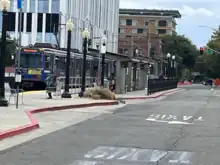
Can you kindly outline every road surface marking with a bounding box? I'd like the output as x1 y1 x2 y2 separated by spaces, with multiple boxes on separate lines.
71 160 97 165
168 121 194 125
106 148 127 159
83 146 194 164
146 118 194 125
194 116 204 121
146 114 204 123
149 150 168 162
118 148 137 160
146 118 168 123
168 151 192 164
84 146 115 159
166 115 178 120
183 116 193 121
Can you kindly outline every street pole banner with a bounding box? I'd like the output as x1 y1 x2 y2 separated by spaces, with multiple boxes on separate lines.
17 0 22 9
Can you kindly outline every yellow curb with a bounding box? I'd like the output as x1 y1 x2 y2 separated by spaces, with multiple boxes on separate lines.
23 90 45 94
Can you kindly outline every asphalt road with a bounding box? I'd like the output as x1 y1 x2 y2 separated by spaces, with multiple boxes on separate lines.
1 85 220 165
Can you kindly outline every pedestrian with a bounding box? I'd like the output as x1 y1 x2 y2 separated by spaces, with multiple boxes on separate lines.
45 74 56 99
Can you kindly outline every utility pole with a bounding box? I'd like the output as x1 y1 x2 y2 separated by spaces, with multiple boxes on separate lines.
15 0 22 109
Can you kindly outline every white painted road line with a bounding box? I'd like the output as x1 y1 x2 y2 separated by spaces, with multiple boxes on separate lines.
146 118 169 123
146 119 194 125
168 121 194 125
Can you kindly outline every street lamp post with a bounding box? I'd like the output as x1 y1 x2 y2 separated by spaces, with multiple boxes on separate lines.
146 64 151 95
0 0 10 106
100 35 107 87
166 53 171 78
79 28 89 97
61 19 73 98
171 55 176 78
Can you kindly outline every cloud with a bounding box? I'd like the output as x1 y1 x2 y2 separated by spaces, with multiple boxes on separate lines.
120 0 215 17
119 0 220 47
180 5 214 16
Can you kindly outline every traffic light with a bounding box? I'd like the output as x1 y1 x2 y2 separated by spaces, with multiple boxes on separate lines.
200 47 204 55
88 39 92 46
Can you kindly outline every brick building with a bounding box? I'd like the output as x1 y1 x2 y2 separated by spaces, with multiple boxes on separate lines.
118 9 181 75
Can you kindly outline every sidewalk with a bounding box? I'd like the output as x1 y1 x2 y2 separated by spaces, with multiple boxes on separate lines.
0 92 118 140
117 88 182 99
0 88 183 142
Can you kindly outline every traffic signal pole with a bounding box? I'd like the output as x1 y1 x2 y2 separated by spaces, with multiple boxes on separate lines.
205 46 220 55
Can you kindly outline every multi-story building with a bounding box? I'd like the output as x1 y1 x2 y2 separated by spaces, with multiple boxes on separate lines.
119 9 181 37
118 9 181 75
0 0 119 53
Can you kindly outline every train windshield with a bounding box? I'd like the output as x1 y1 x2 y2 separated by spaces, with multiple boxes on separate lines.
20 53 42 68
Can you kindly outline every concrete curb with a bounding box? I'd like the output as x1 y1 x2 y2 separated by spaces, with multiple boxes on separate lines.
117 88 183 100
0 89 183 140
0 101 119 141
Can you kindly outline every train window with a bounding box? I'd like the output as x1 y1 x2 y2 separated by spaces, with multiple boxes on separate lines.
75 58 82 77
54 56 65 72
105 63 109 77
20 53 42 68
70 58 75 77
86 60 91 76
44 55 50 69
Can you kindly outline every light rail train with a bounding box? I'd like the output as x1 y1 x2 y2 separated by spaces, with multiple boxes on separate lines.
5 43 115 90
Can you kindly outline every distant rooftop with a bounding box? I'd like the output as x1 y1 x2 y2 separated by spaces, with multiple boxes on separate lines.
119 9 181 18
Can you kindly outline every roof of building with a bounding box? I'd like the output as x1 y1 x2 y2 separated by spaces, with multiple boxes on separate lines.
119 9 181 18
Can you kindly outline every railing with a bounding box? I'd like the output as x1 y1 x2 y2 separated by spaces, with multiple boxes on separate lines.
147 79 178 95
55 76 96 94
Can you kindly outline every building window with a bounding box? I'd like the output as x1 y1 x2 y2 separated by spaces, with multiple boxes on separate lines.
120 19 126 25
45 33 56 44
126 19 132 26
132 20 137 26
119 28 125 33
38 0 49 13
132 28 137 33
30 0 36 12
137 28 143 33
158 20 167 27
145 21 148 26
158 29 166 34
51 0 60 13
126 35 131 38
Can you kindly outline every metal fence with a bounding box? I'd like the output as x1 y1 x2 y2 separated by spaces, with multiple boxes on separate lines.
55 76 96 94
147 79 178 95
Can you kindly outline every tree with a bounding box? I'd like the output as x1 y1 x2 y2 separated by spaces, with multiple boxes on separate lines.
162 34 199 79
203 26 220 78
162 34 199 69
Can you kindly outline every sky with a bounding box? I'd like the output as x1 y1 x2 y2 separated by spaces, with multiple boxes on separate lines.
119 0 220 48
